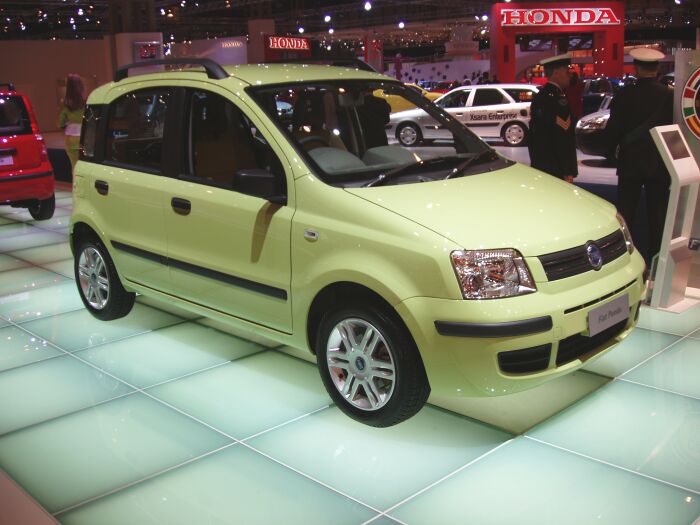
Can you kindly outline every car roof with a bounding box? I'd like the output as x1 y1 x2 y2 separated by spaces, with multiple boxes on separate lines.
89 63 395 103
449 84 538 89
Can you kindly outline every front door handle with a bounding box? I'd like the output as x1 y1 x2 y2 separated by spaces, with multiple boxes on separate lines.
95 180 109 195
171 197 191 215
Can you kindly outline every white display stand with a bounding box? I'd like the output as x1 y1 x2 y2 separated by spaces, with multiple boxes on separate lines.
649 124 700 311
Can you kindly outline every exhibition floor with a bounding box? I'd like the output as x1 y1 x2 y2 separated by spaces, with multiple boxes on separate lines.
0 187 699 525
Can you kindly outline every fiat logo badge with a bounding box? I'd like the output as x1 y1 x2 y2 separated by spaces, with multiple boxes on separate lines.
586 242 603 270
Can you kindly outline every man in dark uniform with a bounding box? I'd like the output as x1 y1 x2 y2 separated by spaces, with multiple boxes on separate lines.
603 48 673 263
528 54 578 182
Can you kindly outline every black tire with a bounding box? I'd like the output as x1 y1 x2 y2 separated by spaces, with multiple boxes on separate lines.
28 194 55 221
396 122 422 147
316 302 430 427
74 238 135 321
501 122 528 147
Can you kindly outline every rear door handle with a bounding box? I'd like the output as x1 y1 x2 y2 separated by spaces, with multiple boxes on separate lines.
171 197 191 215
95 180 109 195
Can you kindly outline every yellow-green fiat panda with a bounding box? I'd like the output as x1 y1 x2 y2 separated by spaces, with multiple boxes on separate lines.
71 59 645 427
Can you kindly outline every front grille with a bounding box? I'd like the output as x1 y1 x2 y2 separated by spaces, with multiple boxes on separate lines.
539 230 627 281
555 318 628 366
498 344 551 374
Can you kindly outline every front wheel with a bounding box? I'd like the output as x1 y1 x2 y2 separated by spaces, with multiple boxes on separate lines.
28 194 55 220
316 303 430 427
502 122 527 147
74 239 135 320
396 122 422 147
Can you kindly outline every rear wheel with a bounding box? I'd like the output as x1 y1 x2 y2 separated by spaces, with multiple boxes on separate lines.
316 302 430 427
28 194 55 220
502 122 527 147
75 239 135 320
396 123 422 147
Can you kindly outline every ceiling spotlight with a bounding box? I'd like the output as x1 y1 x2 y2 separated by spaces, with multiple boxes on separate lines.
327 45 332 50
364 2 372 11
398 21 405 29
328 28 334 34
77 8 83 15
324 14 331 22
160 8 165 15
481 14 488 21
298 26 304 33
674 0 681 4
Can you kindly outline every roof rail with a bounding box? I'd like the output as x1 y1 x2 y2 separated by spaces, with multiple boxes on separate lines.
114 58 228 82
272 58 379 73
0 82 16 92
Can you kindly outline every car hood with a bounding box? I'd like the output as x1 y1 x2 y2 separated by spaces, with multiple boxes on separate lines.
580 108 609 123
344 163 619 256
389 107 426 121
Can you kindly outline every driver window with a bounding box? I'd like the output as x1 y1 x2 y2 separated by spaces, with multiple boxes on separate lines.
186 90 285 193
438 90 470 108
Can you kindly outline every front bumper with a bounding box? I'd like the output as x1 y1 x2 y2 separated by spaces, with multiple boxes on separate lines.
0 163 54 204
396 249 645 397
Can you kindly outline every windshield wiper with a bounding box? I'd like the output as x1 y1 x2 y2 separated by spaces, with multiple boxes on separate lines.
444 149 500 180
364 157 453 187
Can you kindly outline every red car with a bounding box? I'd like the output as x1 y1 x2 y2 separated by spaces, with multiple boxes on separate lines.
0 83 55 220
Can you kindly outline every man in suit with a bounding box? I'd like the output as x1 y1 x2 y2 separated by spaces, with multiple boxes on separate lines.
603 47 673 262
528 54 578 182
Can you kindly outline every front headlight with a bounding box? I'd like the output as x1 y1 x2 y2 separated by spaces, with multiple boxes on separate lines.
577 115 609 130
451 249 537 300
616 213 635 254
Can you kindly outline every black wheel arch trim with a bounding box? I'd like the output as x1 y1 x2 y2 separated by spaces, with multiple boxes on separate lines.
434 316 552 338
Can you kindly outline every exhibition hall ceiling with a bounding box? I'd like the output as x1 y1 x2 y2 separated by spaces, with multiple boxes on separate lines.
0 0 698 43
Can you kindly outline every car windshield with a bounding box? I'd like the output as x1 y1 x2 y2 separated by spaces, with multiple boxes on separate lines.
250 80 505 187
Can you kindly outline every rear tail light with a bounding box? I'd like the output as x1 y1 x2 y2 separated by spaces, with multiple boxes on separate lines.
36 135 49 162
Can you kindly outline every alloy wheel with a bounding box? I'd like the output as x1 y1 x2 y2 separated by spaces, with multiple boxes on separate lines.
77 246 110 309
326 318 396 411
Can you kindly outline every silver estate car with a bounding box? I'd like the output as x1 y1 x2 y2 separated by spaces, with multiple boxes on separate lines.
388 84 538 147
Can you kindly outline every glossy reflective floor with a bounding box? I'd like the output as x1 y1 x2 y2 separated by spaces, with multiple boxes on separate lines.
0 188 699 525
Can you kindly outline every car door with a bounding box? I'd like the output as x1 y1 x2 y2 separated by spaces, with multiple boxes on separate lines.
436 89 471 123
163 85 293 333
83 86 172 290
465 87 509 138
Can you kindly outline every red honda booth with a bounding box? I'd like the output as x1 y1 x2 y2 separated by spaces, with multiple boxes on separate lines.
490 2 625 83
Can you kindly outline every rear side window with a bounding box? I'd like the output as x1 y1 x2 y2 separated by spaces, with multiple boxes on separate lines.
105 89 170 172
471 89 507 107
79 104 104 161
0 96 31 136
504 88 536 103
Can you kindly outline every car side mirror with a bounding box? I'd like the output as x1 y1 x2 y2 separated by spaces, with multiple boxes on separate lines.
233 169 286 205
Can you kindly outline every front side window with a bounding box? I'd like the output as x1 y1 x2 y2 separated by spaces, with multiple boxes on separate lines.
0 96 31 136
184 90 285 195
105 88 169 172
471 89 507 107
437 90 470 109
251 81 509 187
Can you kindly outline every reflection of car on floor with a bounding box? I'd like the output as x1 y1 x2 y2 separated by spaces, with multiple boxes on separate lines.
576 94 615 162
387 84 538 147
0 82 55 220
71 59 645 428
